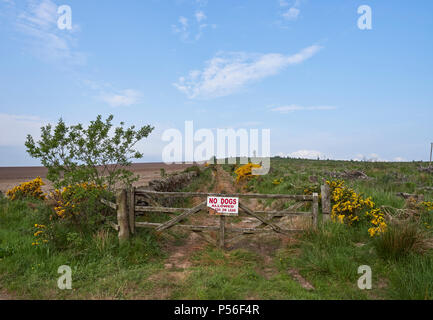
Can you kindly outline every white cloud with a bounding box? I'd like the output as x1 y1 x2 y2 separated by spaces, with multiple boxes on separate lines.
174 45 322 99
353 153 389 162
81 80 143 108
15 0 85 65
288 150 323 159
282 7 300 20
172 16 190 41
368 153 381 161
279 0 302 22
99 89 142 107
0 114 46 147
179 16 188 27
271 105 336 113
393 157 406 162
195 10 206 23
172 1 212 42
20 0 57 28
195 23 209 40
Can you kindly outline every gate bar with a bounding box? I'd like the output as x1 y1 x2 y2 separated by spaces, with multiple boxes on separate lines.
136 190 313 201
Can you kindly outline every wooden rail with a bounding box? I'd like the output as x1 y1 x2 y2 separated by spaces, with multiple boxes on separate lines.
135 189 314 200
102 185 332 248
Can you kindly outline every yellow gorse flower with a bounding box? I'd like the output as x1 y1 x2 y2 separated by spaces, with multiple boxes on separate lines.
33 223 49 246
273 178 283 185
421 201 433 211
6 177 46 201
34 231 43 237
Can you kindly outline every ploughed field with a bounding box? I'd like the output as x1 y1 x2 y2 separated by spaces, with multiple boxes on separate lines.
0 163 193 193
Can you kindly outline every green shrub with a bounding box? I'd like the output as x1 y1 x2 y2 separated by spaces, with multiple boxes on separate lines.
25 114 154 191
51 183 112 225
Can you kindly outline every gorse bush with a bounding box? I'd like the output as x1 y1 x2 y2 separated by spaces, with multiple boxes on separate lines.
6 177 46 201
25 114 154 191
50 182 110 225
234 163 262 182
327 180 387 237
5 179 114 249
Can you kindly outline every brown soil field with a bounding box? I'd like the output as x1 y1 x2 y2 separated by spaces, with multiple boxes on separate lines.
0 163 195 194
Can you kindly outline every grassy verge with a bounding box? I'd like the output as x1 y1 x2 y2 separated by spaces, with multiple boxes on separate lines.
0 196 164 299
1 196 432 299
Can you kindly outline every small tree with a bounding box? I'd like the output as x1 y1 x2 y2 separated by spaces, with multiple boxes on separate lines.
25 114 154 191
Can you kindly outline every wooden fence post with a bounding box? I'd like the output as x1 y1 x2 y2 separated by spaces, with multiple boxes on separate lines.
321 184 331 223
219 215 226 249
312 193 319 229
430 142 433 168
128 187 136 235
116 189 130 242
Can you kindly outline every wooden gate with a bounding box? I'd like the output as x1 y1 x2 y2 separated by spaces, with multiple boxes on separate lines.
105 186 331 249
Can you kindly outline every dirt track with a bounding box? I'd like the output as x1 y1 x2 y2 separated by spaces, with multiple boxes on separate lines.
0 163 194 193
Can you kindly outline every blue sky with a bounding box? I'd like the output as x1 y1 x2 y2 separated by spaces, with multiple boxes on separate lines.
0 0 432 166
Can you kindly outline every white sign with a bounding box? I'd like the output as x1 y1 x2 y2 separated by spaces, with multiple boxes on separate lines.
207 196 239 216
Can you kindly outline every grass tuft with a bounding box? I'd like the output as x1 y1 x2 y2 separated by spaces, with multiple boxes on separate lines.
374 222 430 261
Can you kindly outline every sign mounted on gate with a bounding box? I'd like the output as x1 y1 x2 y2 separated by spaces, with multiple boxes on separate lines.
207 196 239 216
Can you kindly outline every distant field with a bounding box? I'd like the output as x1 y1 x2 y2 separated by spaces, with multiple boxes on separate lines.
0 163 194 193
224 158 433 204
